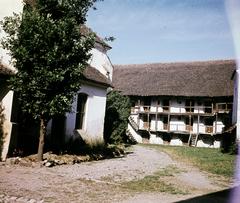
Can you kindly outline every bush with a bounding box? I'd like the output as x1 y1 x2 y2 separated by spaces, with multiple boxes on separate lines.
104 90 131 144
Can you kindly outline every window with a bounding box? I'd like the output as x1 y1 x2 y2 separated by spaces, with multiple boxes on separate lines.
75 93 88 129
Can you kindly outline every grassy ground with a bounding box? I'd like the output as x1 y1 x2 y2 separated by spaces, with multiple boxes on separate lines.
121 165 187 194
144 144 236 178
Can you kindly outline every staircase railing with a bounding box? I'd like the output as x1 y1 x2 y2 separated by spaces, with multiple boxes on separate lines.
128 116 139 131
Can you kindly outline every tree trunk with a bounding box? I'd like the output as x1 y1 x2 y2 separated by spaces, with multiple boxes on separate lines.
37 118 45 161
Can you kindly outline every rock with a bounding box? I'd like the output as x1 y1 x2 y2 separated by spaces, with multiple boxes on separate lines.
58 160 65 165
28 198 36 203
5 157 21 165
10 196 18 200
45 161 54 167
19 160 32 167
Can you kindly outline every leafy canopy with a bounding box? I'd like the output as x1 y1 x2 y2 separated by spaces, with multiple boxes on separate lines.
0 0 98 121
104 91 131 144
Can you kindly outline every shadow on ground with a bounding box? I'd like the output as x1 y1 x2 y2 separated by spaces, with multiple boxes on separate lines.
176 186 240 203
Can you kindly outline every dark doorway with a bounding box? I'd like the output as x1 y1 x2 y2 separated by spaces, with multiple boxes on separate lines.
51 115 66 151
75 93 88 130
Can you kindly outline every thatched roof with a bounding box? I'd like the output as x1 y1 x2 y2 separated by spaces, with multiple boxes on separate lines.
113 60 236 97
80 25 111 50
0 62 110 86
83 66 111 87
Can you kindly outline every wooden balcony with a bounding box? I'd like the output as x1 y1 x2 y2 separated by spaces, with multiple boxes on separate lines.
186 125 193 132
163 123 168 130
205 126 213 133
143 122 149 129
131 103 232 116
215 103 232 113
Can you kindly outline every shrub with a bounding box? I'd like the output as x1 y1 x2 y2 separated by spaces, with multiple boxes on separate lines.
104 90 131 144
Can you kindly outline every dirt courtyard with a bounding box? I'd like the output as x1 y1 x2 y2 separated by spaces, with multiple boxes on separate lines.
0 145 236 203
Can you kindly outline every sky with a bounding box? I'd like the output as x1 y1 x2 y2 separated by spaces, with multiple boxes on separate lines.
87 0 235 65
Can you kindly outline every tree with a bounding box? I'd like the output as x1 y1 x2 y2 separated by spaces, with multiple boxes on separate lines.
104 91 131 144
0 0 98 161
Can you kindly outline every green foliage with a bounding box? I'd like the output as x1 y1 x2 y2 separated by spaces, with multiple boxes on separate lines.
0 103 4 160
104 91 131 144
0 0 97 122
146 144 236 178
121 169 186 194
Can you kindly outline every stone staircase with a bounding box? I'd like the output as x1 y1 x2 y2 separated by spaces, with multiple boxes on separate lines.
126 129 137 144
128 116 139 131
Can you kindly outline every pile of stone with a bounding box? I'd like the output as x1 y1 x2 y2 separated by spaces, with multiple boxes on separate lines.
4 145 126 167
42 152 91 167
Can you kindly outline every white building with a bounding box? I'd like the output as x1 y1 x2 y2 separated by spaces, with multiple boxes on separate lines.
113 60 236 148
0 64 16 160
46 26 113 149
0 0 113 158
0 0 23 160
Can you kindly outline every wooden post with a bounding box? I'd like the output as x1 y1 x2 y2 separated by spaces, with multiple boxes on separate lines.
215 113 218 134
137 99 140 128
138 99 141 112
147 113 150 131
190 100 192 113
167 113 170 132
197 114 200 135
155 99 159 131
189 115 191 133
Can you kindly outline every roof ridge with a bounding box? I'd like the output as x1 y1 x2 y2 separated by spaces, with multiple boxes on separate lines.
114 59 235 68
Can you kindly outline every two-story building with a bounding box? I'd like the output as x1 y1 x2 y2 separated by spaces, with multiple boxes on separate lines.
113 60 235 148
0 0 114 159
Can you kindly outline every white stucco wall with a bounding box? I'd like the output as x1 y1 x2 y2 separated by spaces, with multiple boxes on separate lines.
128 123 142 143
196 139 214 148
170 135 183 146
194 104 204 113
157 119 165 131
139 118 144 130
232 70 240 141
65 83 107 144
150 99 157 112
213 121 224 133
0 0 23 67
232 72 238 124
89 48 113 80
170 100 186 113
0 0 23 160
1 90 14 161
170 118 186 131
150 118 156 131
149 133 163 144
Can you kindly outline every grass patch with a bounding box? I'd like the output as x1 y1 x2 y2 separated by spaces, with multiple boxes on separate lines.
121 169 187 194
144 144 236 178
155 165 185 177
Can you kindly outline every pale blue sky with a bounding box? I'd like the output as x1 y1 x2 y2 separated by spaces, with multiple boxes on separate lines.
87 0 235 64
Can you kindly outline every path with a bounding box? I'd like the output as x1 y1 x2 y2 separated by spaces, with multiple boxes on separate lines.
0 145 233 203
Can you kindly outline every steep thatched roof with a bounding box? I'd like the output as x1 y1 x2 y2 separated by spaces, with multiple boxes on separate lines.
113 60 236 97
80 25 111 50
83 66 111 87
